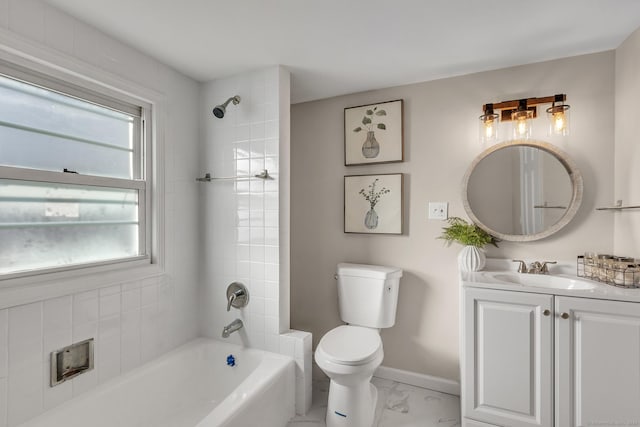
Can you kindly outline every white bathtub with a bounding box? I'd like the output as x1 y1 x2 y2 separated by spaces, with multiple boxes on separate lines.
20 338 296 427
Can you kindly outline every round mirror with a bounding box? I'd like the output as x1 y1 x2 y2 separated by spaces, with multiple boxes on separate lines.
462 140 583 242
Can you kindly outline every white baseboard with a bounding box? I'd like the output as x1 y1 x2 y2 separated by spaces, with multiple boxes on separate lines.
374 365 460 396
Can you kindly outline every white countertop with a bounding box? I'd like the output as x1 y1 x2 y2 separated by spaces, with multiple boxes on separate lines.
461 258 640 304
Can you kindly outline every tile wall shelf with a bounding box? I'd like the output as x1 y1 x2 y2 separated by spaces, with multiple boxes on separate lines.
196 169 274 182
596 200 640 211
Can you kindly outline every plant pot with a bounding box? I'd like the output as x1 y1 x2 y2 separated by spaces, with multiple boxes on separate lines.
458 246 486 272
362 131 380 158
364 208 379 229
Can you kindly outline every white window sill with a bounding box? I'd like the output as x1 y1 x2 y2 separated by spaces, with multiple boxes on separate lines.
0 261 165 309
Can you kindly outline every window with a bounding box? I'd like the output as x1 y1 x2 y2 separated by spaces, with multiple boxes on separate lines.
0 62 151 278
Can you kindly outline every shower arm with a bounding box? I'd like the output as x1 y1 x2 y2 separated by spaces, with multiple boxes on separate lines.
221 96 241 108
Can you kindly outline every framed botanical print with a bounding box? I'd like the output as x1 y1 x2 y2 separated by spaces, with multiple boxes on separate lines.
344 173 403 234
344 99 404 165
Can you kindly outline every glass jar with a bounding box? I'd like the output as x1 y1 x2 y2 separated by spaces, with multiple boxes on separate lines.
584 252 596 278
621 265 638 287
597 254 614 283
631 264 640 286
613 257 634 285
577 255 586 278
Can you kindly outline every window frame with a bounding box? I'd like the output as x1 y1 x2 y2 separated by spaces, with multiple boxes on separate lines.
0 44 164 302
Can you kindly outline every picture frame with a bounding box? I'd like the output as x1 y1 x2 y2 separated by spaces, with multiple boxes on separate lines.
344 173 403 234
344 99 404 166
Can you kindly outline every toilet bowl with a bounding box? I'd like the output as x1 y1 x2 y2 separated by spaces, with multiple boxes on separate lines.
315 325 384 427
316 263 402 427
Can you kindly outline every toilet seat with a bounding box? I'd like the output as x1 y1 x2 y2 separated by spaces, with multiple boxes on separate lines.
316 325 382 366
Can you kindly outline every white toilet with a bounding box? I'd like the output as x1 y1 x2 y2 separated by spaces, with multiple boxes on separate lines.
315 263 403 427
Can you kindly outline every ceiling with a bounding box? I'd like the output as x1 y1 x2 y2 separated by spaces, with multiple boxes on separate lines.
44 0 640 103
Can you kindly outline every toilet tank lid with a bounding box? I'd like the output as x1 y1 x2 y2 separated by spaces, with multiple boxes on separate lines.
337 263 403 279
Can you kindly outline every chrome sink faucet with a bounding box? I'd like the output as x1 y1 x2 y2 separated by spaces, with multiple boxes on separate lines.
222 319 244 338
512 260 557 274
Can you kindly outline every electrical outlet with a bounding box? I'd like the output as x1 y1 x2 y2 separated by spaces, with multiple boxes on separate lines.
428 202 448 220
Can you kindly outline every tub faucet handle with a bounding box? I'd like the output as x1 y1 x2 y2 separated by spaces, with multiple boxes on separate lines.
512 259 528 273
227 294 236 312
226 282 249 311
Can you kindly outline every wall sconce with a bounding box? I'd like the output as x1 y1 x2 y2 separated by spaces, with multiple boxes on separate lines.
479 103 499 143
547 94 570 136
479 94 569 142
512 99 533 139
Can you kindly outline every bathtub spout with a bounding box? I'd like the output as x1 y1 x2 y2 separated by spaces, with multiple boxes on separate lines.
222 319 244 338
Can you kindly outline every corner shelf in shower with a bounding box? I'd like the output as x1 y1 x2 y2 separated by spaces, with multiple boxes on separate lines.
195 169 274 182
596 200 640 211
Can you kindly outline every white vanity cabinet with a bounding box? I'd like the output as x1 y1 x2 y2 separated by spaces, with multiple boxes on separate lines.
463 288 554 427
555 296 640 427
463 286 640 427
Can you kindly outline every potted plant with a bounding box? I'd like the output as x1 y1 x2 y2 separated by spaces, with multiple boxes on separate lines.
439 217 499 272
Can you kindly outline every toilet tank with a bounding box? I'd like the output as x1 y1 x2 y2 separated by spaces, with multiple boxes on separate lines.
337 263 403 328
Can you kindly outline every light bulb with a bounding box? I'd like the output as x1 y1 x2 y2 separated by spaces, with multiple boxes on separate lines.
517 120 527 135
511 109 533 139
547 104 570 136
547 95 570 136
485 122 495 139
556 113 565 130
479 110 499 143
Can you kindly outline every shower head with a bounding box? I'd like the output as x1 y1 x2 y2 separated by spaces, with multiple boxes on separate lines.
212 95 241 119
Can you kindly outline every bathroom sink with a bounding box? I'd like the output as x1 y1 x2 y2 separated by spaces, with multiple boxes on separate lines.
489 273 597 290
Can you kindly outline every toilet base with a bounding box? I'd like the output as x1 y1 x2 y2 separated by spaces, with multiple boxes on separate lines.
325 380 377 427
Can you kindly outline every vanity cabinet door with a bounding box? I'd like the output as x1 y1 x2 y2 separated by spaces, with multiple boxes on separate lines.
555 296 640 427
463 288 553 427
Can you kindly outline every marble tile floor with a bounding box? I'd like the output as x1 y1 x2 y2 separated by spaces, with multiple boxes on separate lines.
287 377 461 427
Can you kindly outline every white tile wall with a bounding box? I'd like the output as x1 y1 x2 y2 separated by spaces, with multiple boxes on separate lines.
199 67 312 415
7 303 43 426
0 378 6 427
0 278 175 426
199 68 284 347
42 296 72 411
0 310 7 380
0 0 200 425
280 330 313 415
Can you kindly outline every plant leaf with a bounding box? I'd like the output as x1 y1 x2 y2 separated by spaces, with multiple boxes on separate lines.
377 123 386 130
365 109 374 116
437 216 498 248
362 117 372 125
353 127 362 132
375 110 387 116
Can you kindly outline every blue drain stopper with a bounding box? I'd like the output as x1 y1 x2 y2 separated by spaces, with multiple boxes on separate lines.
226 354 236 367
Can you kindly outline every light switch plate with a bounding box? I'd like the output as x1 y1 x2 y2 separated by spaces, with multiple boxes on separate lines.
428 202 448 220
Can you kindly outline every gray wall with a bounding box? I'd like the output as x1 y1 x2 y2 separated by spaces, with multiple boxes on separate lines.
290 51 615 381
